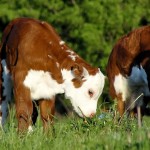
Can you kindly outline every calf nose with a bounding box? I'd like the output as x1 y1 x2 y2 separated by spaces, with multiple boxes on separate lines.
89 112 95 118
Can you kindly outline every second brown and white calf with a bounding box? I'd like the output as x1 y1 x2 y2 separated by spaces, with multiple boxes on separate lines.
0 18 105 132
106 26 150 125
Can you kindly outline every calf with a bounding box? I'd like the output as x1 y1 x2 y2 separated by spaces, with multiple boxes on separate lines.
106 26 150 125
0 18 105 132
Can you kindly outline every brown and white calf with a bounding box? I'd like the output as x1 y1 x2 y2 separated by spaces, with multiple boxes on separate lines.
0 18 105 132
106 26 150 124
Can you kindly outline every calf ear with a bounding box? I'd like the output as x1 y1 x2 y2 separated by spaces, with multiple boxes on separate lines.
71 64 89 79
71 64 83 78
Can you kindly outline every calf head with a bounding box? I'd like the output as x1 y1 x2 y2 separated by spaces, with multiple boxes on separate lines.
62 64 105 118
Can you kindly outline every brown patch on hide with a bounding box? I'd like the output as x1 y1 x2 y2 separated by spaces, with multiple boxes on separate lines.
39 98 55 132
117 93 125 117
71 64 83 78
72 78 85 88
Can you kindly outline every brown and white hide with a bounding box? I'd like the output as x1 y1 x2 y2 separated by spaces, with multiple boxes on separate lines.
0 18 105 132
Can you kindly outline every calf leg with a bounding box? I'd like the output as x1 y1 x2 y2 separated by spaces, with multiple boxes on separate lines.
13 72 33 133
39 98 55 132
15 88 33 133
117 94 125 117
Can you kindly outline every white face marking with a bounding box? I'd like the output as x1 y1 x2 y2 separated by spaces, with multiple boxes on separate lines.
62 68 105 117
23 70 64 100
114 66 150 102
59 41 65 45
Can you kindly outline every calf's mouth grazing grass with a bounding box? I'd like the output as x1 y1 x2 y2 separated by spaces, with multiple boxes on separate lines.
0 104 150 150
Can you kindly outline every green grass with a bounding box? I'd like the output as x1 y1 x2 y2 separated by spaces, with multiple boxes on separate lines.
0 106 150 150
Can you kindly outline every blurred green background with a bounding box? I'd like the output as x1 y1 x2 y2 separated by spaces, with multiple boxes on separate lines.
0 0 150 110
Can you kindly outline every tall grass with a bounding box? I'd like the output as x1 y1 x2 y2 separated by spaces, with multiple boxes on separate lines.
0 105 150 150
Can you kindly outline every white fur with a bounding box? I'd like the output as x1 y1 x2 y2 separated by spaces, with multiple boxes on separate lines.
68 55 76 61
23 70 64 100
59 41 65 45
66 50 74 55
114 66 150 102
24 67 105 118
114 74 130 101
62 68 105 117
28 125 33 133
66 50 77 61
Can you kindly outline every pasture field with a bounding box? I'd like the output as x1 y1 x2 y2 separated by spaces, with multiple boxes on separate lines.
0 104 150 150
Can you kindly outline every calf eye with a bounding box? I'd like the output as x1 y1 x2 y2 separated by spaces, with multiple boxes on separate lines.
88 89 94 98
